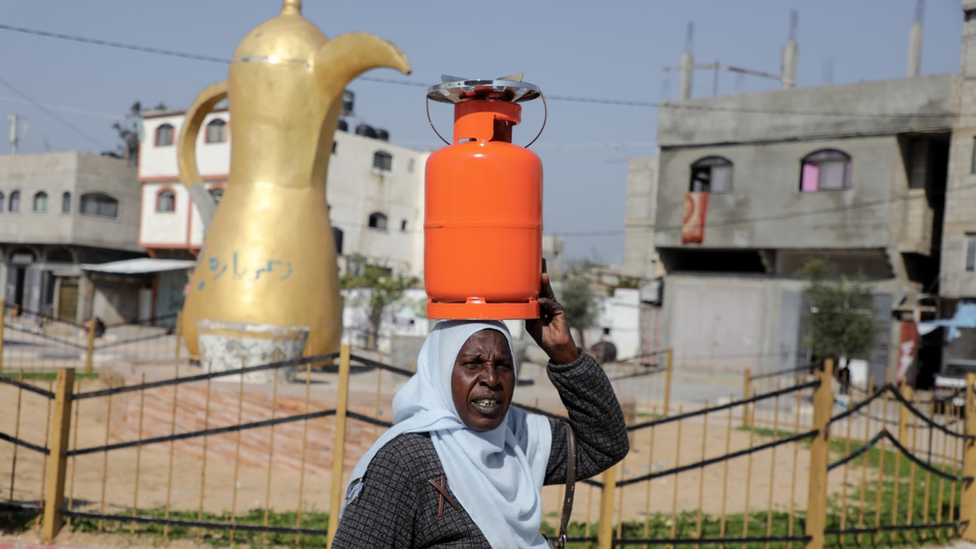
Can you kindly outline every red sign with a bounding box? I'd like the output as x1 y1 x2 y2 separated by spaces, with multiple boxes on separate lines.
682 192 709 244
896 321 919 384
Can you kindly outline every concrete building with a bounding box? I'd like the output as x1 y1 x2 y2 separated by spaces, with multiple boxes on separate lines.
0 152 145 323
935 0 976 373
624 59 960 380
137 108 430 277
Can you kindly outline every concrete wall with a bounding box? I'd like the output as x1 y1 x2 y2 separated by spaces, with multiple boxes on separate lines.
659 273 896 378
658 74 956 147
654 135 907 252
942 4 976 298
0 152 140 252
592 288 641 360
622 155 658 279
89 273 143 324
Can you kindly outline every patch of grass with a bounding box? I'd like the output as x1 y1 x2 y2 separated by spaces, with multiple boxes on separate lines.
4 371 100 381
0 504 40 533
69 508 329 548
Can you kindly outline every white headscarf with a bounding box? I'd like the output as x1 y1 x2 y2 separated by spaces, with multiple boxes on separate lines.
345 320 553 548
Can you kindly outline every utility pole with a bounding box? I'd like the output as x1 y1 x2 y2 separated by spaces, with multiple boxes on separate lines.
9 114 27 155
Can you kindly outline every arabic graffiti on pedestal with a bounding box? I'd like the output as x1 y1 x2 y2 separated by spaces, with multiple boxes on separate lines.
197 250 294 290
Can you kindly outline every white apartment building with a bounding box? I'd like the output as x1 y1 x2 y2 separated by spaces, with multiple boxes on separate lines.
137 108 430 278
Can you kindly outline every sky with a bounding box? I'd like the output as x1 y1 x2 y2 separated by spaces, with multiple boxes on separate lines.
0 0 965 262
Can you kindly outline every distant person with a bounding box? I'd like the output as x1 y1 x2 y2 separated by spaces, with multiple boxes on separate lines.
84 317 106 338
333 273 629 548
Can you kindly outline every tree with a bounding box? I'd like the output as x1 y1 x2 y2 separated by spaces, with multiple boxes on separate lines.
110 101 166 165
340 257 420 350
558 271 599 349
796 258 878 369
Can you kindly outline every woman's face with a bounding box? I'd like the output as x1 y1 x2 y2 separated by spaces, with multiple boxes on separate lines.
451 329 516 431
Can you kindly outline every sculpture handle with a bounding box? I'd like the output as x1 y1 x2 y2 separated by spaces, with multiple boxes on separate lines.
178 80 229 227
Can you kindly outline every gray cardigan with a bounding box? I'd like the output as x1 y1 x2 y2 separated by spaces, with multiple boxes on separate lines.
332 351 629 548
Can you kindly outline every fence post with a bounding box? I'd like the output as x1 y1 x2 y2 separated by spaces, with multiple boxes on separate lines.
805 358 833 549
84 318 96 374
597 463 618 549
663 348 674 417
174 312 183 361
42 368 75 543
960 373 976 541
897 384 913 447
743 368 752 427
326 344 352 546
0 300 6 372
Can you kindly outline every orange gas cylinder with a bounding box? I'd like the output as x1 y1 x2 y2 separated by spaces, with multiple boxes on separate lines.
424 77 544 319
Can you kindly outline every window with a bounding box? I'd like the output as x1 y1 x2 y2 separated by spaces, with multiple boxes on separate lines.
689 156 733 193
33 191 48 213
80 193 119 219
156 124 175 147
0 192 5 213
971 137 976 174
156 189 176 212
401 219 408 231
800 149 852 192
332 141 337 155
62 192 71 214
205 119 227 144
373 151 393 172
208 186 224 204
368 212 388 230
332 227 344 255
967 233 976 272
9 191 20 212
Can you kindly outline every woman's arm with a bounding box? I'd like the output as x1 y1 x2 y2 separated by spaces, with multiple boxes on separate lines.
524 264 629 484
543 350 629 483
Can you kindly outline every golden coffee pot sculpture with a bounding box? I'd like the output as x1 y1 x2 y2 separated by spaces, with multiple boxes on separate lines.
178 0 411 359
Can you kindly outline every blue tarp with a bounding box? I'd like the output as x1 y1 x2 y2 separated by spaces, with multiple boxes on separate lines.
918 303 976 340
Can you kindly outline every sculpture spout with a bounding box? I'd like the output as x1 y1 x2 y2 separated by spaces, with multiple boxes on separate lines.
315 33 411 102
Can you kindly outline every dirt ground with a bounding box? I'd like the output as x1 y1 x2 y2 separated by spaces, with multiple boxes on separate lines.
0 373 854 547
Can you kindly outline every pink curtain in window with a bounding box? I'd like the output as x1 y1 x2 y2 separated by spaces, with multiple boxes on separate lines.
801 163 819 192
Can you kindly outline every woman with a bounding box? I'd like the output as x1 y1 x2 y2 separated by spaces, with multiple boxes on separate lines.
333 275 629 548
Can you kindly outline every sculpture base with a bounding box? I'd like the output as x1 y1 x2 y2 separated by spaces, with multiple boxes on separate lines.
197 320 310 383
426 298 539 320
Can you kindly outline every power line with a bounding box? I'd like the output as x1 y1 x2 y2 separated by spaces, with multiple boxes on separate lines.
0 94 118 120
0 23 229 64
0 23 967 121
0 74 108 149
551 182 976 238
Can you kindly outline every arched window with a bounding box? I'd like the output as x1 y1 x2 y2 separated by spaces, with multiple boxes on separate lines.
373 150 393 172
156 123 175 147
208 186 224 204
33 191 48 213
0 192 5 213
800 149 852 192
205 119 227 143
368 212 388 230
332 227 344 255
9 191 20 212
80 193 119 218
689 156 733 193
156 189 176 212
62 192 71 214
401 219 408 231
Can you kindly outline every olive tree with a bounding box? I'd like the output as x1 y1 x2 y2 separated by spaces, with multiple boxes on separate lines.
797 258 878 368
558 271 599 350
340 257 420 350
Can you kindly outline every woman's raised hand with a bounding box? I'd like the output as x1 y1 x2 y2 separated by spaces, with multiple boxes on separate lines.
525 262 579 365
